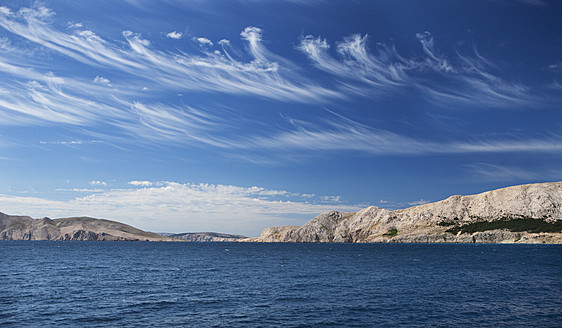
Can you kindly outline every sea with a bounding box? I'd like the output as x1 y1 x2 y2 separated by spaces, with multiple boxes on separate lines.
0 242 560 327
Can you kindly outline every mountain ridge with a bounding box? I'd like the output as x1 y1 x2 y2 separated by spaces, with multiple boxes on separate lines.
0 213 248 242
0 214 178 241
242 181 562 244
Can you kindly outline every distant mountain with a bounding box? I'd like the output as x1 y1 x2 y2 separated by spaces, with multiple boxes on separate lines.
164 232 247 242
244 182 562 244
0 213 178 241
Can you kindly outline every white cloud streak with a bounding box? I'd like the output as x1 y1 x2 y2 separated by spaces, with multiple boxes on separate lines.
56 188 105 192
40 140 99 145
128 180 153 187
548 62 562 71
0 70 129 126
517 0 547 6
297 34 412 97
0 4 558 159
298 31 538 108
0 57 559 157
229 114 562 156
462 163 562 182
0 5 339 103
415 31 453 72
408 199 429 206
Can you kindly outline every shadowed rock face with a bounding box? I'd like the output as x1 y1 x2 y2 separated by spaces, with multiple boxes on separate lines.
0 215 178 241
245 182 562 244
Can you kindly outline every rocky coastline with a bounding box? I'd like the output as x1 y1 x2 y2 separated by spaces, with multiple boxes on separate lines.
242 182 562 244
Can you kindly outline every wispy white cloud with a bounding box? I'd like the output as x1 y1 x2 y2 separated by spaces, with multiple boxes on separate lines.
0 181 362 235
0 36 10 49
298 31 538 108
89 180 107 186
548 62 562 71
0 4 557 160
415 31 454 72
55 188 105 193
0 49 233 145
320 195 341 203
115 101 231 144
128 180 153 187
408 199 430 206
39 140 98 145
549 80 562 90
230 113 562 156
516 0 548 6
465 163 532 180
67 21 83 29
298 34 412 97
0 70 129 126
93 76 111 86
0 5 339 103
240 26 271 66
462 163 562 182
420 44 535 108
0 7 12 15
166 31 182 39
0 62 560 157
194 37 212 46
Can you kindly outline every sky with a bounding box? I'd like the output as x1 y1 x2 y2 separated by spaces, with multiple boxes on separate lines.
0 0 561 236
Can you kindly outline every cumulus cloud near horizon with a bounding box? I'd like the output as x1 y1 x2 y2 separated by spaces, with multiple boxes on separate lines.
0 181 362 236
128 180 153 187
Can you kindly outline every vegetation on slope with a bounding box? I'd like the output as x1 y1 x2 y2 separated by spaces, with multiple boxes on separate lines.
444 217 562 235
383 228 398 238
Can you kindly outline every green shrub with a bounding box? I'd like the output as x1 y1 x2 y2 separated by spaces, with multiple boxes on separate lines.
383 228 398 237
445 217 562 235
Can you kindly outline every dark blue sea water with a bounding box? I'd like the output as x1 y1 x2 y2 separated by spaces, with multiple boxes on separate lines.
0 242 560 327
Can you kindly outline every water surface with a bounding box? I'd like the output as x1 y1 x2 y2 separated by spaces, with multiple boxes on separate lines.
1 242 560 327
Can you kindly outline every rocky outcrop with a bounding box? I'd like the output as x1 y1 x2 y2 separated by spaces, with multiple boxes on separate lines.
245 182 562 244
166 232 246 242
0 214 178 241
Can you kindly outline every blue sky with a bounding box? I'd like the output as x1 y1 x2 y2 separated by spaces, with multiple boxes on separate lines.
0 0 561 236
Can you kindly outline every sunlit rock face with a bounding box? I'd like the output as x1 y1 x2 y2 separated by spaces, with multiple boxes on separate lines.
0 215 178 241
248 182 562 244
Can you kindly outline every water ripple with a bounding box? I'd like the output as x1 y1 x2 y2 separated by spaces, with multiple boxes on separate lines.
0 242 561 327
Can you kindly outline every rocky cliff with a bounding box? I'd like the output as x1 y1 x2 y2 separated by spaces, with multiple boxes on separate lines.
244 182 562 244
0 213 178 241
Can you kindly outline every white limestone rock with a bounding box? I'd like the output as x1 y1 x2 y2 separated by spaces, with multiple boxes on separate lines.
252 181 562 244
